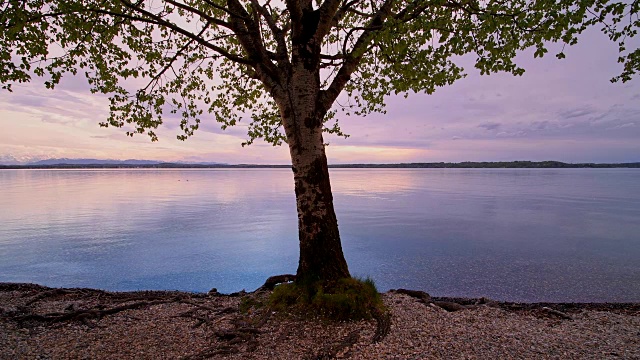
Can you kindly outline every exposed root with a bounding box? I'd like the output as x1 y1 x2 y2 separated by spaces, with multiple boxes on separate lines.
257 274 296 291
24 288 103 306
310 330 360 360
432 301 467 312
252 306 272 328
372 309 391 343
180 293 269 359
390 289 431 304
391 289 469 312
541 306 573 320
180 345 240 360
177 299 220 312
11 299 176 327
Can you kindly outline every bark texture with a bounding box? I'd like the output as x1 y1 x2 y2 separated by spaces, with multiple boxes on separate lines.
273 59 350 285
289 128 350 284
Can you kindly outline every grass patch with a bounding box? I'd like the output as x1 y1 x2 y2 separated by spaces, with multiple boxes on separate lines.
239 295 265 314
269 277 385 321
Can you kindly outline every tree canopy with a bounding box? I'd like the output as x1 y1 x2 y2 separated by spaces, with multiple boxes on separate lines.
2 0 638 145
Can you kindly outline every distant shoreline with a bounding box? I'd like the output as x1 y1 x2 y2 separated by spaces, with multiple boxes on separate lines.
1 160 639 169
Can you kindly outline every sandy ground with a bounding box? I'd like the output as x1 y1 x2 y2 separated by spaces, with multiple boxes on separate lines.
1 283 639 359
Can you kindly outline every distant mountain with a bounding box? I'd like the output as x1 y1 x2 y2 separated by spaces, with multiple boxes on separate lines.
0 155 24 165
27 158 162 166
174 160 226 166
1 159 637 169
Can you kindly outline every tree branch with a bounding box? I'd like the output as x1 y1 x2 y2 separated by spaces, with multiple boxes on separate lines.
314 0 342 42
164 0 233 30
226 0 284 94
202 0 248 20
248 0 290 66
394 0 430 22
115 0 252 65
332 0 365 26
141 21 212 93
319 0 395 113
285 0 303 24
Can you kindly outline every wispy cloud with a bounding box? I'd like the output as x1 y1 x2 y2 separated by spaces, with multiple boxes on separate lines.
478 122 502 131
608 122 636 130
558 108 596 119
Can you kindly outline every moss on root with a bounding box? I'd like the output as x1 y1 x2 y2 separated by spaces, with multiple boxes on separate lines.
269 277 385 321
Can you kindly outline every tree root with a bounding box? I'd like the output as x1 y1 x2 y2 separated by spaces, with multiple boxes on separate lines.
180 318 263 358
541 306 573 320
180 345 240 360
180 293 268 359
177 299 220 312
432 301 467 312
257 274 296 291
390 289 469 312
23 288 104 306
372 309 391 343
10 298 177 327
310 330 360 360
390 289 431 304
392 289 579 318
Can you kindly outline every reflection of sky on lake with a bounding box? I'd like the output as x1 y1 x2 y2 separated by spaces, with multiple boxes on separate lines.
1 168 639 302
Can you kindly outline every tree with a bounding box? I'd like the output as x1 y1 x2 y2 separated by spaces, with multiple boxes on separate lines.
1 0 638 288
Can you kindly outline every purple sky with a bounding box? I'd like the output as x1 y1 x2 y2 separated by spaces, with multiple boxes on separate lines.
0 28 638 164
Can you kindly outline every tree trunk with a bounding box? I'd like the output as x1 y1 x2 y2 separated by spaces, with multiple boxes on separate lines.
289 127 350 286
276 77 351 286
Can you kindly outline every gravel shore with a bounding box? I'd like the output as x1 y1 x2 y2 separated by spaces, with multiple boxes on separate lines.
1 283 638 359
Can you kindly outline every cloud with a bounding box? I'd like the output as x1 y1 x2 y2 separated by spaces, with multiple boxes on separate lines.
608 122 636 130
558 108 596 120
41 114 78 125
496 131 527 137
531 121 551 130
8 94 48 108
0 85 108 128
89 134 127 140
478 122 502 130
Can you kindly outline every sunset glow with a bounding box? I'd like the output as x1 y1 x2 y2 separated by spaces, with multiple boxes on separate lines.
1 29 638 165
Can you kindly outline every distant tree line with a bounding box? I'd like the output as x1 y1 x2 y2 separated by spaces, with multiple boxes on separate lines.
1 161 639 169
330 161 640 168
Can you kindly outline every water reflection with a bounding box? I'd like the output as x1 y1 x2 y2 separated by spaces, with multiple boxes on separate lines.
1 168 639 302
329 169 419 197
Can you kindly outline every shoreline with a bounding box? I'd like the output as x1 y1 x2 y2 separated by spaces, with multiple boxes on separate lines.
2 282 639 359
3 283 638 310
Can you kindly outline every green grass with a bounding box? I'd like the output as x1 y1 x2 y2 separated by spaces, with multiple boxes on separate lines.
239 295 265 314
269 276 385 321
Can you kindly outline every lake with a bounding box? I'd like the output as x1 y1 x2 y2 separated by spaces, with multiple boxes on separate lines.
1 168 639 302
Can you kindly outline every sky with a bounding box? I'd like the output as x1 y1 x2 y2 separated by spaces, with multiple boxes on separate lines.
0 28 638 165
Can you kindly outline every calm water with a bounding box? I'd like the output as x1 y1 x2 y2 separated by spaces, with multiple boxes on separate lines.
1 168 639 302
